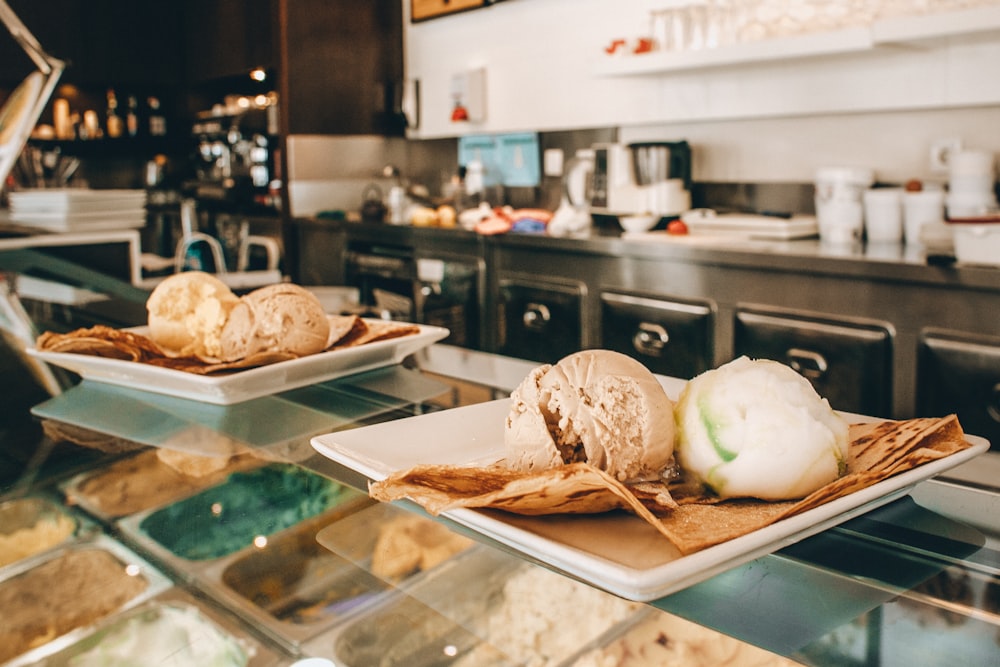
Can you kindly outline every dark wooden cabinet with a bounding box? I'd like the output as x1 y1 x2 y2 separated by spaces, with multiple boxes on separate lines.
278 0 404 136
0 1 183 87
182 0 275 84
1 0 402 136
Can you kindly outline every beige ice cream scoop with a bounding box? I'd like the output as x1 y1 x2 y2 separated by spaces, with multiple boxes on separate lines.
146 271 240 361
219 283 330 360
505 349 676 483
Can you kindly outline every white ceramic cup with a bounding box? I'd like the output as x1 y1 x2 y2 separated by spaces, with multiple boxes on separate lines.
815 167 874 244
863 188 903 243
902 189 945 245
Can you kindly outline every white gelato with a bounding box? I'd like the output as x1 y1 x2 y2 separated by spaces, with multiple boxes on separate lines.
67 603 251 666
674 356 849 500
146 272 239 361
476 565 640 667
572 608 805 667
505 350 676 483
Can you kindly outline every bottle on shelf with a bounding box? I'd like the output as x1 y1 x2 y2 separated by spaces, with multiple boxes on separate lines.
105 89 123 139
147 96 166 136
126 95 139 138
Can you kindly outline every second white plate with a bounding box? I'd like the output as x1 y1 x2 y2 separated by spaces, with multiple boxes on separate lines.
311 399 990 601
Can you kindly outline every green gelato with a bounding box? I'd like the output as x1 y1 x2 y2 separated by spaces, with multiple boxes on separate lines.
139 464 355 561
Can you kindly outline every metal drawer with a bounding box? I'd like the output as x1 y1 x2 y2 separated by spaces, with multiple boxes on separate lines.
497 278 585 364
601 291 714 379
918 328 1000 451
734 307 894 417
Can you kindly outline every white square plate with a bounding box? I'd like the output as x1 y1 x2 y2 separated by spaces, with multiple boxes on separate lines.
311 399 990 601
28 322 449 405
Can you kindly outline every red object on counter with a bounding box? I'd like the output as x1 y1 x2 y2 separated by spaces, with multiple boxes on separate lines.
667 219 689 235
451 104 469 122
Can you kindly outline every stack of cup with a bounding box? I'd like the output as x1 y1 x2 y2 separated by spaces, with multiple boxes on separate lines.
947 149 997 219
815 167 874 244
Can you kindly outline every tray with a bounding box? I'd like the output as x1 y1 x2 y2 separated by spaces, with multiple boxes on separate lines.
28 322 449 405
679 210 818 239
311 399 990 602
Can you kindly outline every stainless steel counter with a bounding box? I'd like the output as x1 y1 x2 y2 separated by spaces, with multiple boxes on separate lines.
294 218 1000 293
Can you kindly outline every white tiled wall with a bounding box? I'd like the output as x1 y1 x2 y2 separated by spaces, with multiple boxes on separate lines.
402 0 1000 183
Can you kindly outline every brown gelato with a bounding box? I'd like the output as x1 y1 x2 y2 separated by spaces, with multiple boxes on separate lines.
219 283 330 360
70 449 259 518
0 497 76 568
0 547 149 662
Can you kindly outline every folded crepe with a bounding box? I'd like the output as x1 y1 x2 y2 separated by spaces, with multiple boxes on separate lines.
369 414 971 555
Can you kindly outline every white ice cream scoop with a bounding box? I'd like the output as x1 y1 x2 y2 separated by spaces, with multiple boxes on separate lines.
146 271 239 360
675 356 849 500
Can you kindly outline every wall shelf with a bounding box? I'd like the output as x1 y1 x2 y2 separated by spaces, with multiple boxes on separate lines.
594 6 1000 78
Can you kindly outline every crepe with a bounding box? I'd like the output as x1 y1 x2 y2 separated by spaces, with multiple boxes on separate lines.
369 414 972 555
35 326 164 362
330 318 421 349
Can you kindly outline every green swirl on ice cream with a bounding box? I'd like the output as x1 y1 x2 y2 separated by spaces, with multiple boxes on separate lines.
675 357 849 500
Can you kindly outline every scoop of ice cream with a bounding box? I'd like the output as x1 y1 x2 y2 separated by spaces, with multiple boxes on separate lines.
219 284 330 360
505 349 676 483
674 356 849 500
147 272 240 360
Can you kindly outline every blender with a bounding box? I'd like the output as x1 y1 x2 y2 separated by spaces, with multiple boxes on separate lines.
628 140 692 216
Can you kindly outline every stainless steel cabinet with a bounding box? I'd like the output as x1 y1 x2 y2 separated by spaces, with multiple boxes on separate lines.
600 291 715 379
734 306 894 417
918 328 1000 451
497 277 586 364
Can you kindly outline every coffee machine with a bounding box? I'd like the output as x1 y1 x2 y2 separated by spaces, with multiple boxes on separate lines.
590 141 691 216
189 106 277 211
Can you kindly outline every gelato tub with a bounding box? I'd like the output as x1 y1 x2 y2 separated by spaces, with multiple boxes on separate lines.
0 536 170 665
201 501 477 653
0 496 78 569
32 589 281 667
130 463 359 562
64 448 262 520
314 501 475 584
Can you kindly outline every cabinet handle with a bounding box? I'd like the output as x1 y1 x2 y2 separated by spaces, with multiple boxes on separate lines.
633 322 669 357
786 348 828 380
523 302 551 331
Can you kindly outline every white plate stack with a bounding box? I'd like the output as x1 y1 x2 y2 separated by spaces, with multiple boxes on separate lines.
947 150 997 219
8 188 147 232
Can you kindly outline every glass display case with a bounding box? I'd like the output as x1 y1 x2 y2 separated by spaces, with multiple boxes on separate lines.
2 340 999 666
